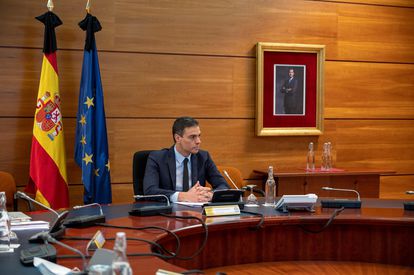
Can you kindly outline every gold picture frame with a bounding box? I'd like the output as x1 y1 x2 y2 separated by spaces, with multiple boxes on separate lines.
256 42 325 136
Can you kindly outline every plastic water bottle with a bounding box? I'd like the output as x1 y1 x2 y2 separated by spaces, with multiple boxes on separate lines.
112 232 133 275
321 142 328 171
327 142 333 170
264 166 276 206
306 142 315 171
0 192 11 251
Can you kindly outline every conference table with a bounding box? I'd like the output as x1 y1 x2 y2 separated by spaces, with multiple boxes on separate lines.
2 198 414 274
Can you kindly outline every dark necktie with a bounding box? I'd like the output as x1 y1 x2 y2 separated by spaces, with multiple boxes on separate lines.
182 158 189 191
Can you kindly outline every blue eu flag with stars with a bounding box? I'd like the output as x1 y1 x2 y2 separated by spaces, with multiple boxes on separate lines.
74 13 112 204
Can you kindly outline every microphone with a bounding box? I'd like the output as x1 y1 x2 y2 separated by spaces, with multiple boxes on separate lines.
129 194 172 216
222 169 264 196
223 170 240 190
15 191 68 242
223 170 246 203
39 232 88 274
320 187 362 208
15 191 59 217
404 190 414 211
64 203 106 228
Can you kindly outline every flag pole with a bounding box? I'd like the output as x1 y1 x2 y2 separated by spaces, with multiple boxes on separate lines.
47 0 54 11
86 0 91 14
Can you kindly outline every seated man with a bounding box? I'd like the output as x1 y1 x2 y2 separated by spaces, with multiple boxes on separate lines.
143 116 229 202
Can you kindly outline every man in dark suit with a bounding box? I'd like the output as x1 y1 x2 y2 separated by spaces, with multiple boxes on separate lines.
143 117 229 202
280 68 299 114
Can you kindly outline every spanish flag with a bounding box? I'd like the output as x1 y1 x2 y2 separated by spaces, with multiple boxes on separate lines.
26 11 69 209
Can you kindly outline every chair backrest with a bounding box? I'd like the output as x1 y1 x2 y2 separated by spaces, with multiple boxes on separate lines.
0 171 17 210
216 166 245 190
132 150 154 195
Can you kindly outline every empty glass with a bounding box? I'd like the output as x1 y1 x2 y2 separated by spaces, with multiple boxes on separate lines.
245 185 259 207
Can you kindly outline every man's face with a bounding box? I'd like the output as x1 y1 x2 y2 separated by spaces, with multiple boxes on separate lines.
175 126 201 156
289 69 295 78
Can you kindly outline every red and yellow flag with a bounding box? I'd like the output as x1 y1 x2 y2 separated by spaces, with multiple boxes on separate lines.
26 11 69 209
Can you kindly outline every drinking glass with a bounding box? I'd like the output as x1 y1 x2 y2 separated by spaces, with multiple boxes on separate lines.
245 185 259 206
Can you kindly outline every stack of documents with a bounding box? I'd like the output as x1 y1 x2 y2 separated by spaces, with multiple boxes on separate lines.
9 212 49 231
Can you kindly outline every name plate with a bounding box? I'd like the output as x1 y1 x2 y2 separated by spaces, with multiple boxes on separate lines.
203 205 240 217
87 230 106 251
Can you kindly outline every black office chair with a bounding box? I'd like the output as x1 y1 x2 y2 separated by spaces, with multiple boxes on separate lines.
132 150 154 196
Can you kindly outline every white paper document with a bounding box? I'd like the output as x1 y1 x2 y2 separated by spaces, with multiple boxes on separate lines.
8 212 32 222
34 257 72 275
11 220 49 231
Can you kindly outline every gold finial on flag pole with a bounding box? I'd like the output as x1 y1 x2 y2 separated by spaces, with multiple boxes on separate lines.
86 0 91 14
47 0 54 11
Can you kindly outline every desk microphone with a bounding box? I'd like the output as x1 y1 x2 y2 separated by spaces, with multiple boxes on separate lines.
223 170 240 190
15 191 60 216
320 187 362 208
39 232 88 274
222 170 264 196
129 194 172 216
64 203 106 228
15 191 68 241
404 190 414 211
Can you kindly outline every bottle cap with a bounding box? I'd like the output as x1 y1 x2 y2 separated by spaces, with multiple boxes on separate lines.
116 232 126 238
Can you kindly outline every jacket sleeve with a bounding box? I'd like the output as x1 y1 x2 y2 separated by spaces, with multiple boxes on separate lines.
143 152 175 198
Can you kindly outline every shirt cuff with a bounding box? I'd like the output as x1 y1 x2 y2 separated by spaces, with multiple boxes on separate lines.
170 192 179 203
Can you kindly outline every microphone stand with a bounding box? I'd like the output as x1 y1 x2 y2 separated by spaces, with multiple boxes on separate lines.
223 170 240 190
64 203 106 228
320 187 362 208
130 194 172 216
15 191 60 217
15 191 68 241
223 169 265 196
40 232 88 274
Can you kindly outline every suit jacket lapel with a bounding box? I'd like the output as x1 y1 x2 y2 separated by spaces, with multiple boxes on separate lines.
191 154 198 186
167 146 176 190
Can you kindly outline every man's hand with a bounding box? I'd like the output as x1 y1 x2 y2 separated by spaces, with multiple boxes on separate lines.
178 182 212 202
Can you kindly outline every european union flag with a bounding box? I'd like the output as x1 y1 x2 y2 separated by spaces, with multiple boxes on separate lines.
74 13 112 204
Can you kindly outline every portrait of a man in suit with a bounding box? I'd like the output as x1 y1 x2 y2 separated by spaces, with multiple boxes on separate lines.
274 65 305 115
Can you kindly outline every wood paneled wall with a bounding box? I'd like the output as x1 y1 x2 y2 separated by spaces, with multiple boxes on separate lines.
1 0 413 206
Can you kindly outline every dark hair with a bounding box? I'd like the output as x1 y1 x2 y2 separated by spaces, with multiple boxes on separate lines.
172 117 199 143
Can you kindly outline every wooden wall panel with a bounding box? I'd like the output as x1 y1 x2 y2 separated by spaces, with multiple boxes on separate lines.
0 48 82 117
337 4 414 62
2 48 414 120
325 62 414 119
2 118 413 186
326 0 414 8
330 120 414 174
1 1 413 62
0 48 255 118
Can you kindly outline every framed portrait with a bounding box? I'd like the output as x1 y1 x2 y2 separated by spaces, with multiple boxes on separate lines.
256 42 325 136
